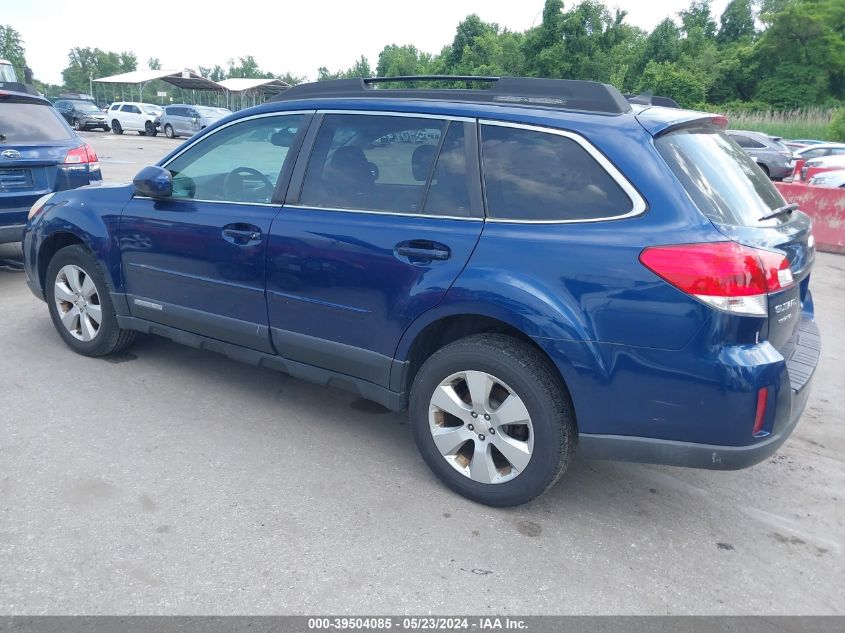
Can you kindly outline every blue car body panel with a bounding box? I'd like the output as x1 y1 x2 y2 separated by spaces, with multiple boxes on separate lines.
22 92 819 468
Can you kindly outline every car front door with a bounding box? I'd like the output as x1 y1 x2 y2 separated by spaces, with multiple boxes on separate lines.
119 104 137 130
266 112 484 387
118 111 312 352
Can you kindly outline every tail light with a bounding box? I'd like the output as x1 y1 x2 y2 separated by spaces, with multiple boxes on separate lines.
64 143 99 171
639 242 794 316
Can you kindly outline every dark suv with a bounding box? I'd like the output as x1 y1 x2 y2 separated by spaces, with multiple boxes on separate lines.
21 77 819 506
54 99 110 132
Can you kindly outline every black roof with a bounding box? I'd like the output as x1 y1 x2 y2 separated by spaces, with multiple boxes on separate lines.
270 76 632 115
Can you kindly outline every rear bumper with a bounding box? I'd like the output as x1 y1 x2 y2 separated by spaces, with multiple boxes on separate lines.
578 375 811 469
578 317 820 470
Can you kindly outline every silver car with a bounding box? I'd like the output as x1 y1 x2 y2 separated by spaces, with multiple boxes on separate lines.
727 130 794 180
159 104 232 139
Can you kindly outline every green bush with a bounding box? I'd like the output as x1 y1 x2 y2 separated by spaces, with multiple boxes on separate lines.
829 108 845 142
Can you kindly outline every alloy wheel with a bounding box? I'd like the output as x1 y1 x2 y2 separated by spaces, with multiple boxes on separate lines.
53 264 102 342
428 370 534 484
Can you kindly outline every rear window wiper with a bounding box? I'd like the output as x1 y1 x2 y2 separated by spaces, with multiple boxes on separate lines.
759 202 798 222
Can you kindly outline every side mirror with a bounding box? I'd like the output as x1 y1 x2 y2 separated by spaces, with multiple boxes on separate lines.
133 166 172 198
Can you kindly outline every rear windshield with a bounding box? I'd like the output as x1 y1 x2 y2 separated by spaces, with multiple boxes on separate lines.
656 126 787 227
0 102 74 143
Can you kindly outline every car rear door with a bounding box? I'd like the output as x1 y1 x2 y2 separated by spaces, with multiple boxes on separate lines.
118 111 312 352
266 112 483 387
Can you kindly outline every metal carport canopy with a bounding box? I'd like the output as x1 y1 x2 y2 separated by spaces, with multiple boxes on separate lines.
217 78 290 95
93 69 223 91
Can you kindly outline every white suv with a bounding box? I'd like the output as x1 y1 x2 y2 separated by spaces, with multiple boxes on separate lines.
107 102 163 136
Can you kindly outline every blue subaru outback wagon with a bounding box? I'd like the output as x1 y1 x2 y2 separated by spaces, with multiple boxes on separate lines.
21 77 819 506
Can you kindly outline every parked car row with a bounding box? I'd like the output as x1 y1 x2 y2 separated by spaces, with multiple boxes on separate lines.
726 130 845 187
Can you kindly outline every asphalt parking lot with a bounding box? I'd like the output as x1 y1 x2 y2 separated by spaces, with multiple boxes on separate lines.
1 130 843 615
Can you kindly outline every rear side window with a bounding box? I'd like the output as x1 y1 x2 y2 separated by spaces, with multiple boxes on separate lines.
423 123 472 217
299 114 446 214
480 123 634 221
0 102 74 143
656 127 786 227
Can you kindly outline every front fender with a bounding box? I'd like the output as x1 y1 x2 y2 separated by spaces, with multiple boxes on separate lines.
26 184 133 294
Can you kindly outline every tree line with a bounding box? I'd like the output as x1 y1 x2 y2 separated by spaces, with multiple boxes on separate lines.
2 0 844 110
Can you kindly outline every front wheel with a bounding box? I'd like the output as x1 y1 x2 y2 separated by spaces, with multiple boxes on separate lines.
145 121 157 137
112 120 123 134
409 334 576 507
164 124 175 139
73 118 82 131
46 245 136 357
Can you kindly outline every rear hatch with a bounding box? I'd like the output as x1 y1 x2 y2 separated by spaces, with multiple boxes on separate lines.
0 93 78 214
652 122 815 375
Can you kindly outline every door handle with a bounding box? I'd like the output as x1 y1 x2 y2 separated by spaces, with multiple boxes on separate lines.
222 227 262 244
395 241 450 262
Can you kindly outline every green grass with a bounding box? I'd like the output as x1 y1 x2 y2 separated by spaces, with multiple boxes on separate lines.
723 108 835 141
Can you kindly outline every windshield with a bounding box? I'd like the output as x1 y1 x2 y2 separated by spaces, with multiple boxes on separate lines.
143 105 162 115
0 102 74 143
656 126 788 227
195 106 220 117
72 101 100 112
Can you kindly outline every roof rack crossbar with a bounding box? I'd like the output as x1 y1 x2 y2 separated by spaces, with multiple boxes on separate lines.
269 75 633 115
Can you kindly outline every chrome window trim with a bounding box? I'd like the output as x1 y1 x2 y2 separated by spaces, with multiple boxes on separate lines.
285 204 480 222
133 196 280 208
478 119 647 224
160 110 315 169
317 109 474 123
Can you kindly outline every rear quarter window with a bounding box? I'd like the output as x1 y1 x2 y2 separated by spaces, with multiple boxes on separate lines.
480 123 636 222
656 127 787 227
0 102 74 143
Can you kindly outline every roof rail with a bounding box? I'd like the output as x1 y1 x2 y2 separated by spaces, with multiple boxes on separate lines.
625 91 681 109
270 75 632 115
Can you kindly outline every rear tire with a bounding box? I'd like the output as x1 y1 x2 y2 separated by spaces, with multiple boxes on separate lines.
758 163 770 178
45 245 136 357
409 334 576 507
112 120 123 134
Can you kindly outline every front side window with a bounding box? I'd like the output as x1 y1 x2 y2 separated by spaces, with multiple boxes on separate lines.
164 113 305 203
299 114 447 213
480 124 634 221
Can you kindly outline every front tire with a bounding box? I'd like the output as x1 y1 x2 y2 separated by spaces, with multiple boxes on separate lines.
112 120 123 134
409 334 575 507
145 121 157 137
73 118 82 131
46 245 136 357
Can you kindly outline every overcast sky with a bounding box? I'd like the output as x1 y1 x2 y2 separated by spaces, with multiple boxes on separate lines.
6 0 730 84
